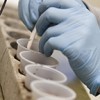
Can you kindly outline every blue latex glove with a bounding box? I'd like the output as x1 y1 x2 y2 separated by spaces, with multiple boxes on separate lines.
36 4 100 96
18 0 42 31
18 0 84 31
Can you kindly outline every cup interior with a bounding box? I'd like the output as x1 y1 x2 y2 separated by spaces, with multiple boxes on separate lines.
20 51 58 66
17 38 39 51
26 65 66 82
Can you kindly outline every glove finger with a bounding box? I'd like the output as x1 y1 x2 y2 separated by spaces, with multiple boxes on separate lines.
39 0 81 15
39 19 82 54
43 37 59 57
43 31 83 57
29 0 42 24
18 0 33 31
39 23 67 53
36 7 76 36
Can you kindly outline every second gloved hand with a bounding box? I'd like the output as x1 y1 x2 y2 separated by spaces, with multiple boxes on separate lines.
36 5 100 96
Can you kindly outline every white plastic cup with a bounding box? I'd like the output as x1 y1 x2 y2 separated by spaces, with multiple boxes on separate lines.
38 96 66 100
17 38 39 60
20 51 59 74
31 80 76 100
25 64 67 90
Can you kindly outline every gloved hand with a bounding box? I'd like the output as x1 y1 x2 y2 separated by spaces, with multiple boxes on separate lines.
35 4 100 96
18 0 42 31
18 0 85 31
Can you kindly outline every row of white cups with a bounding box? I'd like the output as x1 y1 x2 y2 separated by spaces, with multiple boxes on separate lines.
16 38 76 100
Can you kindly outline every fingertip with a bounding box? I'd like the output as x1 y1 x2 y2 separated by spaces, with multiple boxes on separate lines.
39 42 44 54
25 22 34 31
44 43 53 57
39 48 51 57
36 22 44 36
44 50 53 57
20 16 34 31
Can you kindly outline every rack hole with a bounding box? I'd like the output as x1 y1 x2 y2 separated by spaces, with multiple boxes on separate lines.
14 54 20 61
5 21 27 30
22 81 31 92
8 31 29 39
10 41 17 50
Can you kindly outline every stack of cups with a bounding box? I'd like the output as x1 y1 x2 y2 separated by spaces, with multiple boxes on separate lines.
17 38 58 74
16 38 76 100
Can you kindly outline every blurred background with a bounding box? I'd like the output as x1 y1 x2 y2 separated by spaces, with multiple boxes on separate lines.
0 0 19 8
0 0 100 9
86 0 100 7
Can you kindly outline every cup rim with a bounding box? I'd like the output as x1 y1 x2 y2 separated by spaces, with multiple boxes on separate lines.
38 96 66 100
16 38 29 50
20 51 36 64
31 80 76 100
25 64 67 84
20 51 59 67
